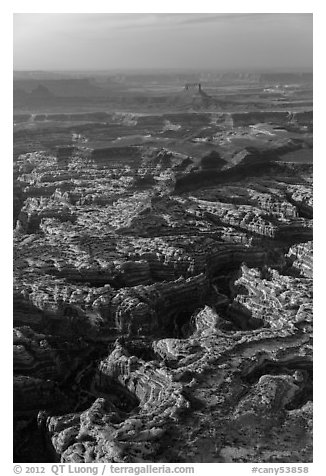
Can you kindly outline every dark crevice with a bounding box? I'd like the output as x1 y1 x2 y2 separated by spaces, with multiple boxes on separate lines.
122 338 160 362
13 339 140 462
162 309 198 339
14 415 59 463
226 309 265 331
285 193 313 219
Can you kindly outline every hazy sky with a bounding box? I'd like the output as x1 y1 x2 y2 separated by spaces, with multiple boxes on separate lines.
13 13 313 71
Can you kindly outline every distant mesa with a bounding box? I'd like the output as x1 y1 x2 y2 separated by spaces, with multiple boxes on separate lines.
184 82 209 97
184 82 202 92
171 82 214 109
30 84 54 98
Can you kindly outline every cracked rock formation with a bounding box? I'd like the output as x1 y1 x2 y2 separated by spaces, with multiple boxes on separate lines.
14 131 312 463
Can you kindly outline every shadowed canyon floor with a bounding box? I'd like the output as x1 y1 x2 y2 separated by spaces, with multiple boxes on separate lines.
13 73 313 463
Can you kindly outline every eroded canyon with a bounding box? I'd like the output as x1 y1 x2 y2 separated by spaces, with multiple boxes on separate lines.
13 72 313 463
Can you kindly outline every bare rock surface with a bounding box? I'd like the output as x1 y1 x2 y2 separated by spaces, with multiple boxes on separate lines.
14 128 312 462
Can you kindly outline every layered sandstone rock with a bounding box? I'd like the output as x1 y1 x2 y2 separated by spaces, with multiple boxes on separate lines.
287 241 313 277
229 264 312 330
13 142 313 463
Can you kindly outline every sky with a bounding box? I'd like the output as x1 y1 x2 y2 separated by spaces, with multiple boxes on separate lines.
13 13 313 71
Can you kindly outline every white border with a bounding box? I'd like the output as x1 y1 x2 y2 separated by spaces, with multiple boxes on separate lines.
4 2 323 474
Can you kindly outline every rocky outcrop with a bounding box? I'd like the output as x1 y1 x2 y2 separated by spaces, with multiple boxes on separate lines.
287 185 313 218
229 264 312 330
13 125 313 463
287 241 313 277
41 341 188 462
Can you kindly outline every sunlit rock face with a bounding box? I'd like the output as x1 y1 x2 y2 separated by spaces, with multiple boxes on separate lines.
286 241 313 278
14 120 312 463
